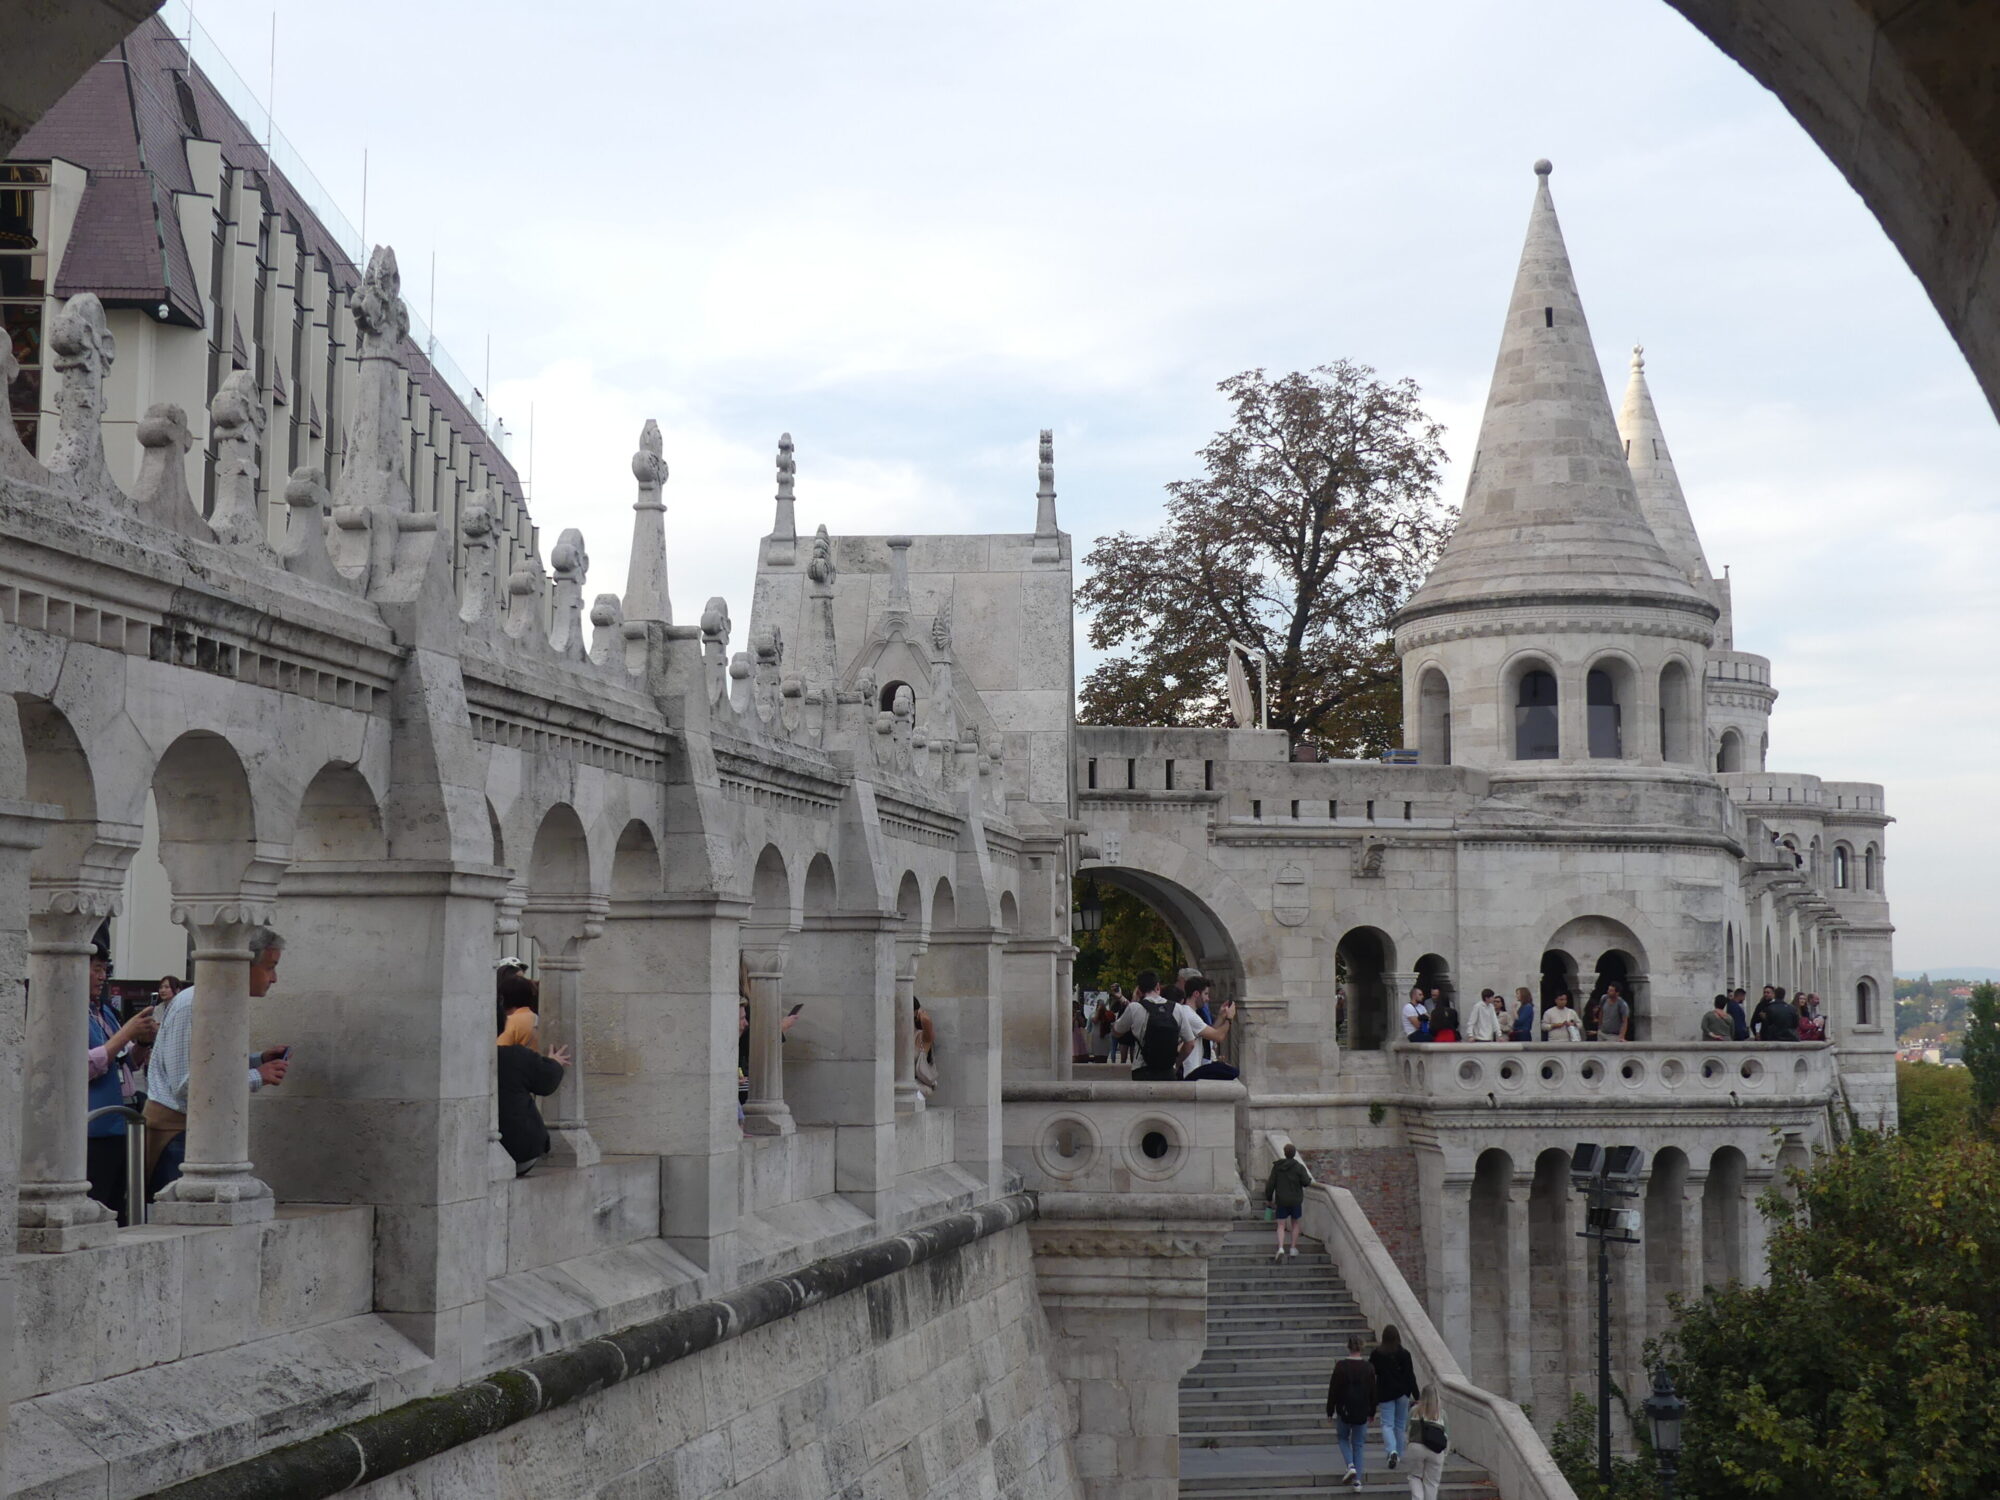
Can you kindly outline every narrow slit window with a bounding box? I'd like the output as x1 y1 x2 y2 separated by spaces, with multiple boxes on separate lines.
1086 758 1097 790
1403 801 1412 821
1164 759 1175 790
1126 758 1136 790
1329 800 1338 820
1366 799 1375 821
1251 799 1262 820
1544 306 1554 328
1204 760 1215 791
1290 800 1300 820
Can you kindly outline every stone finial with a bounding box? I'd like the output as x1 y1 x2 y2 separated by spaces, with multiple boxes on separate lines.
550 528 591 657
624 418 673 625
458 495 499 626
700 596 733 702
773 433 797 539
588 593 625 666
131 403 213 539
930 593 953 657
504 549 547 641
336 245 413 514
1034 428 1058 536
46 293 121 498
351 246 411 352
1534 158 1553 177
886 535 912 627
1631 343 1645 372
278 467 349 589
808 524 835 590
207 370 271 549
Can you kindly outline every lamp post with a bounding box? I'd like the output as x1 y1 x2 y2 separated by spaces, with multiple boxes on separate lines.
1072 878 1103 935
1643 1365 1685 1500
1572 1142 1645 1485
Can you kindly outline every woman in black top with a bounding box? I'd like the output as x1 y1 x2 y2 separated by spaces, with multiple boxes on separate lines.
1369 1323 1420 1470
496 1004 568 1175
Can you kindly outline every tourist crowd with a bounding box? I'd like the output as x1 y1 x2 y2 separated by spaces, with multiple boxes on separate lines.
1075 970 1239 1081
1398 981 1826 1044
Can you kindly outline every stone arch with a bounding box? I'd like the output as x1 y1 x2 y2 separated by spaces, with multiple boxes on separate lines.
16 696 101 883
1335 925 1396 1052
1540 948 1578 1010
1417 664 1452 766
609 820 662 898
895 869 925 933
1658 656 1696 764
1583 651 1637 760
747 844 792 930
803 852 838 916
1644 1146 1690 1336
486 799 507 870
1854 974 1877 1029
1470 1148 1514 1395
1415 952 1453 1003
1863 843 1880 891
1542 908 1652 1036
1832 841 1851 890
1527 1148 1576 1428
290 764 387 863
1702 1145 1748 1287
527 805 591 904
152 730 263 904
1725 921 1736 989
1085 861 1251 1006
998 890 1019 936
1716 727 1744 773
931 875 956 933
1502 651 1561 761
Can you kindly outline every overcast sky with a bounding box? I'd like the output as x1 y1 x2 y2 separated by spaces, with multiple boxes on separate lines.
194 0 1999 970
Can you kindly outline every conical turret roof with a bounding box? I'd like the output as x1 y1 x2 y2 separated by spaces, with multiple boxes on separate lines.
1397 162 1713 627
1616 344 1714 592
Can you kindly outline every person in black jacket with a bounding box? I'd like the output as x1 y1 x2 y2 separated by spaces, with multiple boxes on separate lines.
1325 1332 1378 1489
1369 1323 1419 1470
496 1003 568 1176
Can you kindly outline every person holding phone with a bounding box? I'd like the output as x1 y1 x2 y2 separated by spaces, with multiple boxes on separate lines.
87 946 156 1222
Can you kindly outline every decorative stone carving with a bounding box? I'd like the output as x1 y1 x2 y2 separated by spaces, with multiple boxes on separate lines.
588 594 625 667
337 247 413 515
46 292 121 499
207 370 271 550
1353 836 1390 879
131 402 215 539
623 419 672 624
1032 427 1060 560
1272 863 1308 926
458 494 498 626
504 548 548 642
550 528 590 658
701 596 732 703
764 431 797 566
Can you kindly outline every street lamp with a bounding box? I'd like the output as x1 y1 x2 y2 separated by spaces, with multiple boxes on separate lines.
1643 1366 1685 1499
1573 1141 1645 1486
1072 878 1103 935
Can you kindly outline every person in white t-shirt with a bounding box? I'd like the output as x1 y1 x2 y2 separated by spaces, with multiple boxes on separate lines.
1114 971 1237 1080
1401 986 1428 1042
1542 992 1583 1042
1463 988 1504 1043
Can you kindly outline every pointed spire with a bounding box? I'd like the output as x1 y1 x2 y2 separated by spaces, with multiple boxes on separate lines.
1616 344 1713 593
1035 429 1058 536
1397 161 1710 625
623 419 672 624
772 433 797 541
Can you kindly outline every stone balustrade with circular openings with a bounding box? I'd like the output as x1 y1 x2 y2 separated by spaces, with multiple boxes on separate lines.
1400 1041 1835 1106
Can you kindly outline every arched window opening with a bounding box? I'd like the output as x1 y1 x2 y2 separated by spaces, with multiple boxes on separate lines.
1724 923 1736 989
1717 729 1743 773
1833 844 1850 890
1514 668 1559 760
879 679 911 713
1863 845 1879 891
1658 660 1694 764
1586 668 1623 759
1855 978 1875 1027
1418 668 1452 767
1335 927 1394 1052
1540 949 1577 1010
1759 732 1770 770
1415 953 1453 1004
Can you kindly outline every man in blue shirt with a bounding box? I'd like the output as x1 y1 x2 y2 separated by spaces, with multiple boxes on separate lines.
1727 987 1751 1042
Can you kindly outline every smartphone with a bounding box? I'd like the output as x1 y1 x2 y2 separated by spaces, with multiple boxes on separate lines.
275 1046 292 1061
786 1003 805 1018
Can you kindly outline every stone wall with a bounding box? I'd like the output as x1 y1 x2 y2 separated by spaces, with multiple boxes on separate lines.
349 1222 1079 1500
1303 1146 1427 1305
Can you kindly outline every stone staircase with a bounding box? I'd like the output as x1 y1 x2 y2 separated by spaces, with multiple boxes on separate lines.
1178 1222 1500 1497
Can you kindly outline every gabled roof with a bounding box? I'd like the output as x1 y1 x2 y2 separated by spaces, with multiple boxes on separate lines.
1397 163 1713 627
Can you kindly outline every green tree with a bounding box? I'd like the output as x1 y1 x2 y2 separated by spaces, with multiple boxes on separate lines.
1071 881 1181 995
1658 1129 2000 1497
1547 1393 1658 1500
1897 1060 1973 1148
1076 363 1452 757
1963 980 2000 1134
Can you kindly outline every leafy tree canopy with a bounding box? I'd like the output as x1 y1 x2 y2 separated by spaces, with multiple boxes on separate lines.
1659 1129 2000 1497
1964 981 2000 1134
1076 363 1452 757
1070 881 1181 995
1897 1060 1974 1149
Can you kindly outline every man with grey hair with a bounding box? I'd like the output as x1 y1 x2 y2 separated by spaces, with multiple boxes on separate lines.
144 925 289 1190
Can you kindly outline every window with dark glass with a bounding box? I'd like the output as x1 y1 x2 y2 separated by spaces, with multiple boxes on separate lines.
1587 668 1622 758
0 164 50 453
1514 669 1559 759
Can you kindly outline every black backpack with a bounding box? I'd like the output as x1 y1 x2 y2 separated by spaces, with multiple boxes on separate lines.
1138 998 1183 1073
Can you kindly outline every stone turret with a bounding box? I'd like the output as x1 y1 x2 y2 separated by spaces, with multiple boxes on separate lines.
1393 162 1719 775
1616 345 1714 601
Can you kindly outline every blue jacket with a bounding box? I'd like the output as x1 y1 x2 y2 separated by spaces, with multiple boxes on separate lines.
1510 1000 1536 1041
1726 999 1750 1041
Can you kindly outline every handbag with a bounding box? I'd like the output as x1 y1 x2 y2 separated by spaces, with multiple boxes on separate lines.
914 1047 939 1091
1413 1416 1447 1453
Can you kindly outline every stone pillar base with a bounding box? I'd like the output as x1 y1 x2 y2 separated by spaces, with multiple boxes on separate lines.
152 1164 275 1225
740 1102 795 1137
16 1184 116 1252
894 1082 925 1115
542 1124 601 1168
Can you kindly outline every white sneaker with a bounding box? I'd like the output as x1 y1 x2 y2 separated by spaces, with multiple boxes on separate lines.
1288 1246 1298 1257
1339 1468 1356 1486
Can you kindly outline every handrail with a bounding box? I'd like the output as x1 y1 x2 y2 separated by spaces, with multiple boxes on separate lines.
84 1104 147 1228
1254 1130 1577 1500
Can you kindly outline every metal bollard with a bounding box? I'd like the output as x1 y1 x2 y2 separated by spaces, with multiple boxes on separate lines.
83 1104 147 1228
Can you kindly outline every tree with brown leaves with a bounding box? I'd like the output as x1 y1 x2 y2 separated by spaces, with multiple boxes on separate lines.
1077 363 1452 756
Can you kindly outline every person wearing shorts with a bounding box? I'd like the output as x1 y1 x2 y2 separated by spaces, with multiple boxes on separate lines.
1264 1141 1314 1259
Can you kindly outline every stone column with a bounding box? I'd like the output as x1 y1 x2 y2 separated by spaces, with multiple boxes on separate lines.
741 943 795 1136
154 905 276 1225
0 797 62 1491
519 898 605 1169
17 898 119 1249
1743 1171 1775 1285
894 939 926 1114
1505 1174 1534 1405
1436 1170 1475 1376
1619 1194 1650 1404
1680 1170 1707 1299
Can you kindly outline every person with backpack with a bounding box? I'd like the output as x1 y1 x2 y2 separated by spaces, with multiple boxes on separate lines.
1263 1142 1314 1261
1113 970 1235 1081
1369 1323 1418 1470
1325 1332 1379 1490
1404 1383 1450 1500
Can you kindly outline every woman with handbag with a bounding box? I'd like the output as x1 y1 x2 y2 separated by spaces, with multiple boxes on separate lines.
1404 1384 1449 1500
